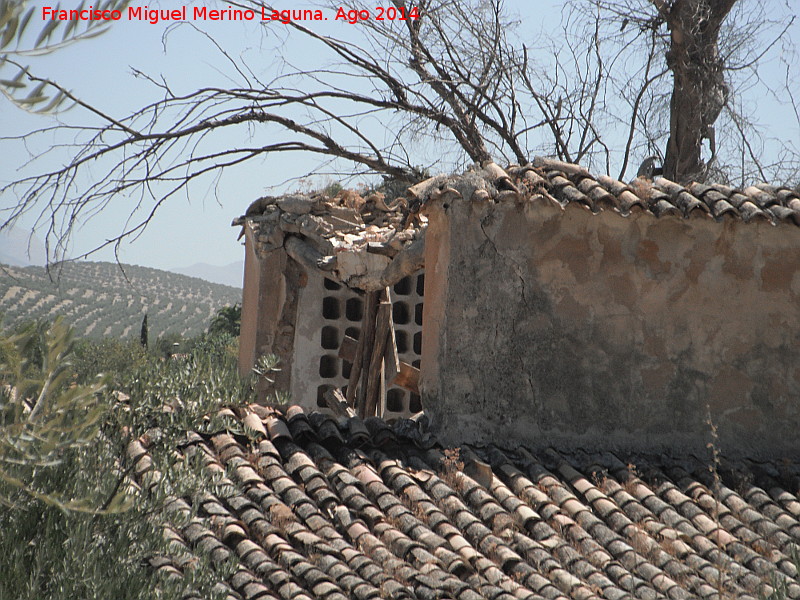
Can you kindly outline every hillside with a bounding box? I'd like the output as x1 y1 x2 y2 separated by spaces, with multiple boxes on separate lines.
0 261 242 339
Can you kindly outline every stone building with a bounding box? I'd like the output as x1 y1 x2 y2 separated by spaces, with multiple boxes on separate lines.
235 157 800 457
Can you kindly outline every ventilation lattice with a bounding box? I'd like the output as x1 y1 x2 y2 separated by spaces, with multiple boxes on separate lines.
289 270 424 418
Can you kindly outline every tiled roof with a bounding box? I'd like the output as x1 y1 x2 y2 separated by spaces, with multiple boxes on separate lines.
129 405 800 600
522 157 800 225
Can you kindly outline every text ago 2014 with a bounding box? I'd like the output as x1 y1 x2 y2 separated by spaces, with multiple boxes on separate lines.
40 6 422 25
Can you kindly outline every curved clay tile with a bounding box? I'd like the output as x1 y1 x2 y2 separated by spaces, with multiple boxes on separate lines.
651 199 682 218
575 177 617 213
266 416 292 442
776 188 800 207
737 201 772 224
743 186 777 209
701 188 729 206
766 205 800 225
711 199 739 220
128 406 800 600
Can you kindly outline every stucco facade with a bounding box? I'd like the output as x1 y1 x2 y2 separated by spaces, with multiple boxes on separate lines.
421 186 800 457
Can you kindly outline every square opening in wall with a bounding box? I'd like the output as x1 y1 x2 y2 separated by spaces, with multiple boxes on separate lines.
317 384 334 407
346 297 364 321
386 388 406 413
395 330 409 354
322 297 340 319
319 355 338 378
321 326 339 349
393 302 410 325
291 268 425 418
394 277 412 296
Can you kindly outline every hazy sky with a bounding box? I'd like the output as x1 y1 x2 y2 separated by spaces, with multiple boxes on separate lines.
1 1 797 273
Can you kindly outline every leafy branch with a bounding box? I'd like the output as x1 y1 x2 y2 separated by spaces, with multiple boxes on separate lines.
0 0 130 113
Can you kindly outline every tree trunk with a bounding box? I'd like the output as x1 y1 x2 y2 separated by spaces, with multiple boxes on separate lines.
660 0 735 183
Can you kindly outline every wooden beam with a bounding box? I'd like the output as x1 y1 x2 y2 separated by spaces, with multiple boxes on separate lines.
345 293 371 407
323 387 355 419
391 361 420 395
351 290 379 411
363 295 392 418
383 308 399 386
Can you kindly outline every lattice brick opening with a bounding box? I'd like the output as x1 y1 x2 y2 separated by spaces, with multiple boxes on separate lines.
290 270 424 418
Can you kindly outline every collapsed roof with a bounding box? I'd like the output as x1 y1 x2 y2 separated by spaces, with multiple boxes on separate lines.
233 186 426 292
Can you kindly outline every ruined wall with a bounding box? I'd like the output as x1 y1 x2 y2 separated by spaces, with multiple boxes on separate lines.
238 223 425 414
238 226 266 377
422 195 800 457
238 226 302 397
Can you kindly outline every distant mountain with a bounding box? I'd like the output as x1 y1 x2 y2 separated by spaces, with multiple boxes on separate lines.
170 260 244 288
0 227 46 267
0 261 242 339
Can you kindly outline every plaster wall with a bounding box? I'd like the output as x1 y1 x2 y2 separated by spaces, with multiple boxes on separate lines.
238 226 265 378
422 196 800 457
238 226 300 397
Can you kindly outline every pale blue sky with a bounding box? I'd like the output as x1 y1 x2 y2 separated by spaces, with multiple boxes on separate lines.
1 1 797 273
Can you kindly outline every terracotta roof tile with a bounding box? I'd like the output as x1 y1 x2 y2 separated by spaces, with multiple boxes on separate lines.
130 406 800 600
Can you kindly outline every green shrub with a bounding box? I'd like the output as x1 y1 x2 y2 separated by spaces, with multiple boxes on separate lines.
72 337 152 386
207 304 241 337
0 317 269 600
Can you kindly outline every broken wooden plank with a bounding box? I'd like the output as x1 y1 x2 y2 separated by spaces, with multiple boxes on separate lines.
323 387 355 419
391 361 420 395
363 295 392 419
383 300 400 386
337 335 359 362
349 290 379 409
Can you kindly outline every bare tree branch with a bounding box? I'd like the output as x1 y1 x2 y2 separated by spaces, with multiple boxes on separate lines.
2 0 798 264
